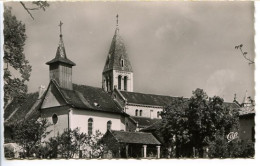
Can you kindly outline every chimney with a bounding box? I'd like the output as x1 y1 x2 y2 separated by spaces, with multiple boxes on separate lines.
38 85 46 99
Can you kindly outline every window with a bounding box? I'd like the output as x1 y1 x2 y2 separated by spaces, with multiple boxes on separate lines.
135 109 138 116
157 111 160 118
88 118 93 135
107 120 112 130
52 114 58 124
118 75 122 90
121 59 124 67
150 110 153 118
140 110 142 116
106 77 109 91
124 76 127 91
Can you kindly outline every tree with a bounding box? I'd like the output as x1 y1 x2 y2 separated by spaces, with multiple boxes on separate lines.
160 88 240 158
44 128 104 159
11 117 51 158
4 7 32 108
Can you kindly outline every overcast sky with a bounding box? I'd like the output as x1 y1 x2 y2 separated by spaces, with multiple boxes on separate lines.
5 1 254 103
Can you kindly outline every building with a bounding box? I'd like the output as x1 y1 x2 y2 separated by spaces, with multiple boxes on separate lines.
4 18 255 158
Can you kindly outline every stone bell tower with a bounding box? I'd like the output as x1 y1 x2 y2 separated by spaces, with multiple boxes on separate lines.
102 15 133 92
46 21 76 90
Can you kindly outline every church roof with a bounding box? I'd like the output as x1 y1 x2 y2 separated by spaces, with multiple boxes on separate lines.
46 34 76 66
103 28 133 73
46 80 125 115
130 116 161 128
107 130 161 145
120 91 184 107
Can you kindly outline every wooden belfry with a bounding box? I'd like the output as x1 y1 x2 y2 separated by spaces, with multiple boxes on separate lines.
46 21 76 90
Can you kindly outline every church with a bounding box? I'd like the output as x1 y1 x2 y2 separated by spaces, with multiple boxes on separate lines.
4 17 255 159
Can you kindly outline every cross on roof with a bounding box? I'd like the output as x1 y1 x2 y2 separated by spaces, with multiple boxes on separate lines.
59 21 63 35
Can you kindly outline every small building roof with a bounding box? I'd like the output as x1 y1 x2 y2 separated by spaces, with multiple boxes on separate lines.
109 130 161 145
130 116 161 128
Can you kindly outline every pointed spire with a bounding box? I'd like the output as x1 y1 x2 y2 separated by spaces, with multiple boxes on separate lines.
56 21 66 59
103 15 133 73
46 21 75 66
116 14 119 34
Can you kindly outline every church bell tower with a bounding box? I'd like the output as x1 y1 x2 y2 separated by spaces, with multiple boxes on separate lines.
46 21 76 90
102 15 133 92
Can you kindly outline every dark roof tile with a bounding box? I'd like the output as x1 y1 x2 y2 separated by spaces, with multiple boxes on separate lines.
110 130 161 145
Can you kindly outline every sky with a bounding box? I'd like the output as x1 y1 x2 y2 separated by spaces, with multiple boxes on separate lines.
4 1 255 103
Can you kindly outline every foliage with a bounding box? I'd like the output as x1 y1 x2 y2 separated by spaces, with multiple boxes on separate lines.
208 132 254 158
42 128 104 159
160 88 240 158
235 44 254 65
11 117 51 157
4 6 32 107
4 146 15 158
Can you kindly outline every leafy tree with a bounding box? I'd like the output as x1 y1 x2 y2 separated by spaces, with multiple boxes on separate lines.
160 88 240 158
44 128 104 159
4 6 32 108
11 117 51 157
208 132 254 158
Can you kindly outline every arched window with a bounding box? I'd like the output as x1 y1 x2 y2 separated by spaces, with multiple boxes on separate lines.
52 114 58 124
107 120 112 130
135 109 138 116
140 110 142 117
88 118 93 135
121 59 124 67
124 76 127 91
118 75 122 90
109 76 112 91
106 77 109 91
157 111 160 118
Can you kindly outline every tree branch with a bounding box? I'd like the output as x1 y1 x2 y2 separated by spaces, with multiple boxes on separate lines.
235 44 254 65
20 2 34 20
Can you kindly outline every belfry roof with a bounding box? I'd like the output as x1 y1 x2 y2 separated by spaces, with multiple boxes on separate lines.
46 34 76 66
103 27 133 73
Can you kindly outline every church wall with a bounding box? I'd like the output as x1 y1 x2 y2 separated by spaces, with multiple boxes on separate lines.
125 104 162 119
40 106 70 141
71 109 125 134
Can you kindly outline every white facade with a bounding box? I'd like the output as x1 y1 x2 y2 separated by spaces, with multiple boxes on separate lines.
125 104 162 119
102 70 133 92
71 109 125 134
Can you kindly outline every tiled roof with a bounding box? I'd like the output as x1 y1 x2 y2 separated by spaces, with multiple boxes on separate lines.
103 28 133 73
110 130 161 145
46 81 124 115
4 92 41 125
60 84 124 114
120 91 184 107
140 120 163 132
46 56 76 66
223 102 240 109
130 116 161 128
